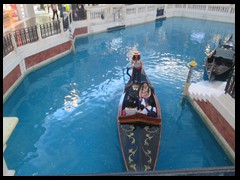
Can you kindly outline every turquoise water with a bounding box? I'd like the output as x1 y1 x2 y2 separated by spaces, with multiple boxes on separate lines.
3 17 234 175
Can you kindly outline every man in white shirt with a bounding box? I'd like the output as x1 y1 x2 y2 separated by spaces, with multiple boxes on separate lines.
140 99 156 116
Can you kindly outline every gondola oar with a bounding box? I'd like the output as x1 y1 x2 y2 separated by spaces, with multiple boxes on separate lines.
122 66 132 85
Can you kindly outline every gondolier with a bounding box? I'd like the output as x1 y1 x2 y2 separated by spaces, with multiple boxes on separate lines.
130 51 143 84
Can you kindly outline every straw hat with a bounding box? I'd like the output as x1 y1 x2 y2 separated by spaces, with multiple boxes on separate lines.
133 51 140 55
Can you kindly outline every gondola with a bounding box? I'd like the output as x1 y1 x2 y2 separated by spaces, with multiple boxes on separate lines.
205 34 235 81
117 66 162 172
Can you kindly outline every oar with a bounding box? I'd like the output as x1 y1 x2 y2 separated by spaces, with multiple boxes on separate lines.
126 66 132 79
122 66 133 85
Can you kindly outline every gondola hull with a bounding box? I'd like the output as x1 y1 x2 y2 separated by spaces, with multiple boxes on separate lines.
117 69 162 172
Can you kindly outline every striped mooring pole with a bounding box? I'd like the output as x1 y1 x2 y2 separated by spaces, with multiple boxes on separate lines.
182 60 197 105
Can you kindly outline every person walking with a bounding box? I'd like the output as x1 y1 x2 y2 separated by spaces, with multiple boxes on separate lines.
51 4 59 20
48 4 51 13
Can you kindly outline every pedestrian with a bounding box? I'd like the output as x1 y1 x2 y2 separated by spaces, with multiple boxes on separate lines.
51 4 59 20
48 4 51 13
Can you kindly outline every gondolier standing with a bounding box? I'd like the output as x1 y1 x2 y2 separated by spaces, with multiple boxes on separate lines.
130 51 143 84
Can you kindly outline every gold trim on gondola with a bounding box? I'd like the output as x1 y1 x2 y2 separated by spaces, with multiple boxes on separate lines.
142 147 152 164
128 146 138 171
144 133 154 146
121 125 136 144
144 126 159 146
129 164 137 171
144 126 159 133
144 165 151 171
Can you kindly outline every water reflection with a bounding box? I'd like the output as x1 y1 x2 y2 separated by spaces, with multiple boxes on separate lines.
64 84 80 111
190 31 205 43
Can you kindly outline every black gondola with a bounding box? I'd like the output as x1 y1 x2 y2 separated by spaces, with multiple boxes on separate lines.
205 34 235 81
117 66 162 172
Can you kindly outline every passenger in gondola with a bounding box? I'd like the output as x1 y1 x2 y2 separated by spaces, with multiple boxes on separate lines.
123 97 138 116
130 51 143 84
138 82 151 107
138 104 145 113
139 99 157 117
128 84 140 105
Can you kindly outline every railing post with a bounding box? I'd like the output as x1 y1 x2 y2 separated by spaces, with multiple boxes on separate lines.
10 32 18 53
86 7 93 33
36 24 43 42
67 12 71 26
59 18 63 34
70 5 74 23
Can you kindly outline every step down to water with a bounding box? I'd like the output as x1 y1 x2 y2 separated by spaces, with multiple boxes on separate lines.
156 16 166 21
107 25 125 32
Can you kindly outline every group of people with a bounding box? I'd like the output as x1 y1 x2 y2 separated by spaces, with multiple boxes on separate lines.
123 82 156 117
50 4 87 21
122 50 157 117
36 4 58 20
75 4 86 20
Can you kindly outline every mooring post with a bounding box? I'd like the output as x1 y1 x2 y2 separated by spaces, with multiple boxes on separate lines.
182 60 197 105
69 26 76 53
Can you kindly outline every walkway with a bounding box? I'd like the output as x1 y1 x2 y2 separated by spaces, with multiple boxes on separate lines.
3 12 54 35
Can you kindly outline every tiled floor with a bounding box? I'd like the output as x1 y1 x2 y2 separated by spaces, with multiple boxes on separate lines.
3 13 54 35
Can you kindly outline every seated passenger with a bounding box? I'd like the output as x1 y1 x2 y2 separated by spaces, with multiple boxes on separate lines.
139 99 156 117
138 104 145 113
131 83 140 92
128 84 139 103
125 107 138 116
123 97 138 116
138 82 151 107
